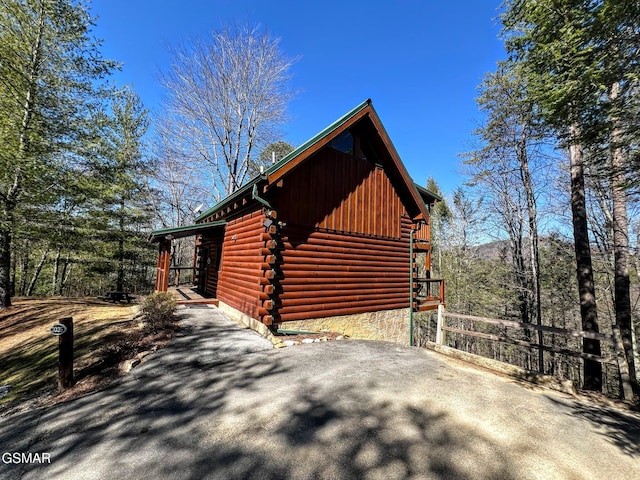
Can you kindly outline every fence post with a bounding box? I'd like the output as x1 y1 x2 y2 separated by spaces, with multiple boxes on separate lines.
57 317 74 391
436 304 445 345
612 325 633 401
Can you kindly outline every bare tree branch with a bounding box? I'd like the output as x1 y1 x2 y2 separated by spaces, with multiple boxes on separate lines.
155 23 296 207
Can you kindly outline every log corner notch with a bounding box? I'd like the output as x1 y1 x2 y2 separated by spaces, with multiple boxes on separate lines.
155 239 171 292
259 208 281 328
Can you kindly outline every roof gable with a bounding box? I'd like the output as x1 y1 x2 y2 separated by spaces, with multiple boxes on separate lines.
195 99 430 223
265 99 372 180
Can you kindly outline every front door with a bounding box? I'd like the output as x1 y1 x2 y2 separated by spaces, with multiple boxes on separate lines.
197 247 209 292
196 228 225 297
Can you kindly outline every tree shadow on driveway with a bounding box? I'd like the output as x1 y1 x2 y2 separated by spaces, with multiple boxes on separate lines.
0 311 519 480
2 307 638 479
547 396 640 458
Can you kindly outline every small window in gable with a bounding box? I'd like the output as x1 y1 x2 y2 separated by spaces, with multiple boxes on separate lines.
329 130 353 155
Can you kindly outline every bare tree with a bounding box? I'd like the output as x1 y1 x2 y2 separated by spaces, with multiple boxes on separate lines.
151 125 208 229
157 23 296 205
463 66 554 371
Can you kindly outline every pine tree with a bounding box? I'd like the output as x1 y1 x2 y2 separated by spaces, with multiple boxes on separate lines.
0 0 116 307
501 0 640 394
88 88 153 293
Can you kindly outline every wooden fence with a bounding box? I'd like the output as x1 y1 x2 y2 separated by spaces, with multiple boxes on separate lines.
432 306 634 400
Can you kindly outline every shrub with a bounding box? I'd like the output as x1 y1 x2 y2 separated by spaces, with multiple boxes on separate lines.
141 292 178 332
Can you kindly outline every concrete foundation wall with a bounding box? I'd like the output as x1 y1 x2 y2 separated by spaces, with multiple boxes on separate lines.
217 301 272 339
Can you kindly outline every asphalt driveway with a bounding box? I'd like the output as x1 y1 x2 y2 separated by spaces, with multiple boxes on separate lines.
1 305 639 480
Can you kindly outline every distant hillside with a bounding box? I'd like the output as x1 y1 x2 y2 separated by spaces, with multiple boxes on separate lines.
472 240 511 261
470 236 575 263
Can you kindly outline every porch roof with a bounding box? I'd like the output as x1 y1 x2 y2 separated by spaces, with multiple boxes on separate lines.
414 183 442 203
149 220 226 243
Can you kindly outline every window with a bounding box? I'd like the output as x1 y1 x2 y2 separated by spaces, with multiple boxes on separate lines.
329 130 354 155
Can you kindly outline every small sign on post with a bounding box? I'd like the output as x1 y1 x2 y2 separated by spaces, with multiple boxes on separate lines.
50 323 67 336
52 317 74 391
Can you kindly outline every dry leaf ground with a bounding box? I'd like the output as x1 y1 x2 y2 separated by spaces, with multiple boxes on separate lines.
0 297 176 416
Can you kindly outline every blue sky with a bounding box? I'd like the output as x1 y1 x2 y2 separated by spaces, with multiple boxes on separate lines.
91 0 506 195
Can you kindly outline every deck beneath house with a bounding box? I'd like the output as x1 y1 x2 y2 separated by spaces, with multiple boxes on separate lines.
414 299 443 311
167 286 219 306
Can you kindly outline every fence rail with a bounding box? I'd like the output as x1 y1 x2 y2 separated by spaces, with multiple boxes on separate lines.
169 266 194 287
432 306 634 400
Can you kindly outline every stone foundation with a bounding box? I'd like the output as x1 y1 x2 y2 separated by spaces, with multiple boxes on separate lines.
216 301 273 339
279 308 411 344
215 302 411 345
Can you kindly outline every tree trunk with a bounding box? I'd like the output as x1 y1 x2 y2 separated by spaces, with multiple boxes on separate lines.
116 201 125 292
60 253 72 295
18 240 29 297
26 248 49 296
569 127 602 391
0 4 45 307
518 125 544 373
610 82 637 389
0 226 12 308
10 241 16 297
52 246 61 295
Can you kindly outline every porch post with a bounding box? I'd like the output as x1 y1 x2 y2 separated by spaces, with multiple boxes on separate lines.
155 239 171 292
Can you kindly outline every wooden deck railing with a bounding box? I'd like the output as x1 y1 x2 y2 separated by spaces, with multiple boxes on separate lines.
169 266 195 287
413 278 444 311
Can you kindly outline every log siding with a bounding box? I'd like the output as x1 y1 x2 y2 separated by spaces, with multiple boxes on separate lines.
263 215 413 323
216 210 266 319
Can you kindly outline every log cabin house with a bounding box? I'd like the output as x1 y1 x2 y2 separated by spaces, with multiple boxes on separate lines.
150 99 444 342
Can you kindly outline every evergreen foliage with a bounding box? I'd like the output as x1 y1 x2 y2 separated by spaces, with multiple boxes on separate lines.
0 0 118 306
0 1 155 304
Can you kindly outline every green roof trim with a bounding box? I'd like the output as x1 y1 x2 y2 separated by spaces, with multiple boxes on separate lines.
414 183 443 203
149 220 226 243
266 98 372 176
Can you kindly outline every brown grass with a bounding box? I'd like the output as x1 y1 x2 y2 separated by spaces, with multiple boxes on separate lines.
0 296 178 416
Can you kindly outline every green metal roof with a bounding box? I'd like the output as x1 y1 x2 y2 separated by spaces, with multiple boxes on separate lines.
414 183 443 203
149 220 226 243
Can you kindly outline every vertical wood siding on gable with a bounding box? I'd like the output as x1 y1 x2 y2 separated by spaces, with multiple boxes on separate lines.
278 149 403 238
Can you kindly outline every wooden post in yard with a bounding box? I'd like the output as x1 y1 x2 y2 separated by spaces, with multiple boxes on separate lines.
58 317 74 391
612 325 633 401
436 304 445 345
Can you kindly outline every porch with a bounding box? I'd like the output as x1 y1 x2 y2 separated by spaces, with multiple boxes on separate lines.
167 285 219 306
